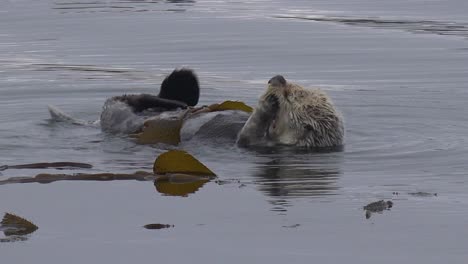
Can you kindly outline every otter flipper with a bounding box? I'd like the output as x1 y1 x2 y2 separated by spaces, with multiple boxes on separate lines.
115 94 188 113
47 105 96 126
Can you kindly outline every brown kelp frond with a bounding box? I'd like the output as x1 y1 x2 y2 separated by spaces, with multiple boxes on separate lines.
1 213 38 237
153 150 216 176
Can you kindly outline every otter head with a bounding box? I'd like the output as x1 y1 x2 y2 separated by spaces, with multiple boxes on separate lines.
159 68 200 106
239 74 345 149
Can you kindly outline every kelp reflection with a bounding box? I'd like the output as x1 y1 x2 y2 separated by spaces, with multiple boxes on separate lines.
0 213 39 243
155 175 210 197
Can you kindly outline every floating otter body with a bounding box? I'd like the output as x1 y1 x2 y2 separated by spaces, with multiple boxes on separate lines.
237 75 344 149
48 68 251 143
98 68 251 142
100 68 200 134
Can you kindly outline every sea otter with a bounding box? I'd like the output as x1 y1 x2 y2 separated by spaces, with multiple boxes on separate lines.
100 68 200 134
48 68 251 142
237 75 344 149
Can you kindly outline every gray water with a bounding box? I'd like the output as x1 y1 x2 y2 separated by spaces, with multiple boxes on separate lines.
1 0 468 263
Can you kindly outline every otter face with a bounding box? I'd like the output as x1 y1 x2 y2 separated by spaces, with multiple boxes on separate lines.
238 75 345 149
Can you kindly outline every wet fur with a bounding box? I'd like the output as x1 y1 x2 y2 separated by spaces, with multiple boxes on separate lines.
238 76 344 148
100 68 199 133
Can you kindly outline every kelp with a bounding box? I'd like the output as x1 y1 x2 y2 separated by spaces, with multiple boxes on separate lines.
206 100 253 113
134 100 253 145
0 151 215 197
143 223 174 230
0 213 38 242
153 150 216 176
0 162 92 171
363 200 393 219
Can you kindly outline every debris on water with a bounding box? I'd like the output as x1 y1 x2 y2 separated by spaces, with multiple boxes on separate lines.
408 192 437 197
282 224 300 228
214 179 242 186
0 171 155 185
143 224 174 230
0 162 93 171
364 200 393 211
0 213 39 242
363 200 393 219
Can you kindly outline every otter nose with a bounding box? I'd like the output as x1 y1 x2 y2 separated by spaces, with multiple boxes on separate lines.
268 75 286 86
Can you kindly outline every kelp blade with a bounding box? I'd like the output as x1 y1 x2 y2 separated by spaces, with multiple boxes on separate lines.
153 150 216 176
208 100 253 113
137 116 184 145
137 101 251 145
1 213 38 237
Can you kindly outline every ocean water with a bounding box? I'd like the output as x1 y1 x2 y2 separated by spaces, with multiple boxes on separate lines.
1 0 467 263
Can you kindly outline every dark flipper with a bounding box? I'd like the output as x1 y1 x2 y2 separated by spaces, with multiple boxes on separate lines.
116 94 188 113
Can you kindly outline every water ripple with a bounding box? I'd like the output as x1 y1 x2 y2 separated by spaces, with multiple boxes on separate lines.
274 14 468 39
53 0 195 13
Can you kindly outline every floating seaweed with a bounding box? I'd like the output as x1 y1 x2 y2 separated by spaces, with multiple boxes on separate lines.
143 223 174 230
135 100 252 145
0 162 92 172
0 151 215 197
0 213 39 243
364 200 393 219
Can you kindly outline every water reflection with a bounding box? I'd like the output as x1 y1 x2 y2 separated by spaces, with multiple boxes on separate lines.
0 171 210 197
53 0 196 13
252 150 342 211
276 14 468 39
154 177 209 197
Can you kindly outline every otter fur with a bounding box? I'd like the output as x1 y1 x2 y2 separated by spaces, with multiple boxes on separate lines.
100 68 200 134
237 75 344 149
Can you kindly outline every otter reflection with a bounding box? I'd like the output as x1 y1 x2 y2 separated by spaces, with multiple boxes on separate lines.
252 149 342 209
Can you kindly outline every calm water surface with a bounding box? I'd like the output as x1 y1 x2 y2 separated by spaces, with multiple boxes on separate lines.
1 0 467 263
